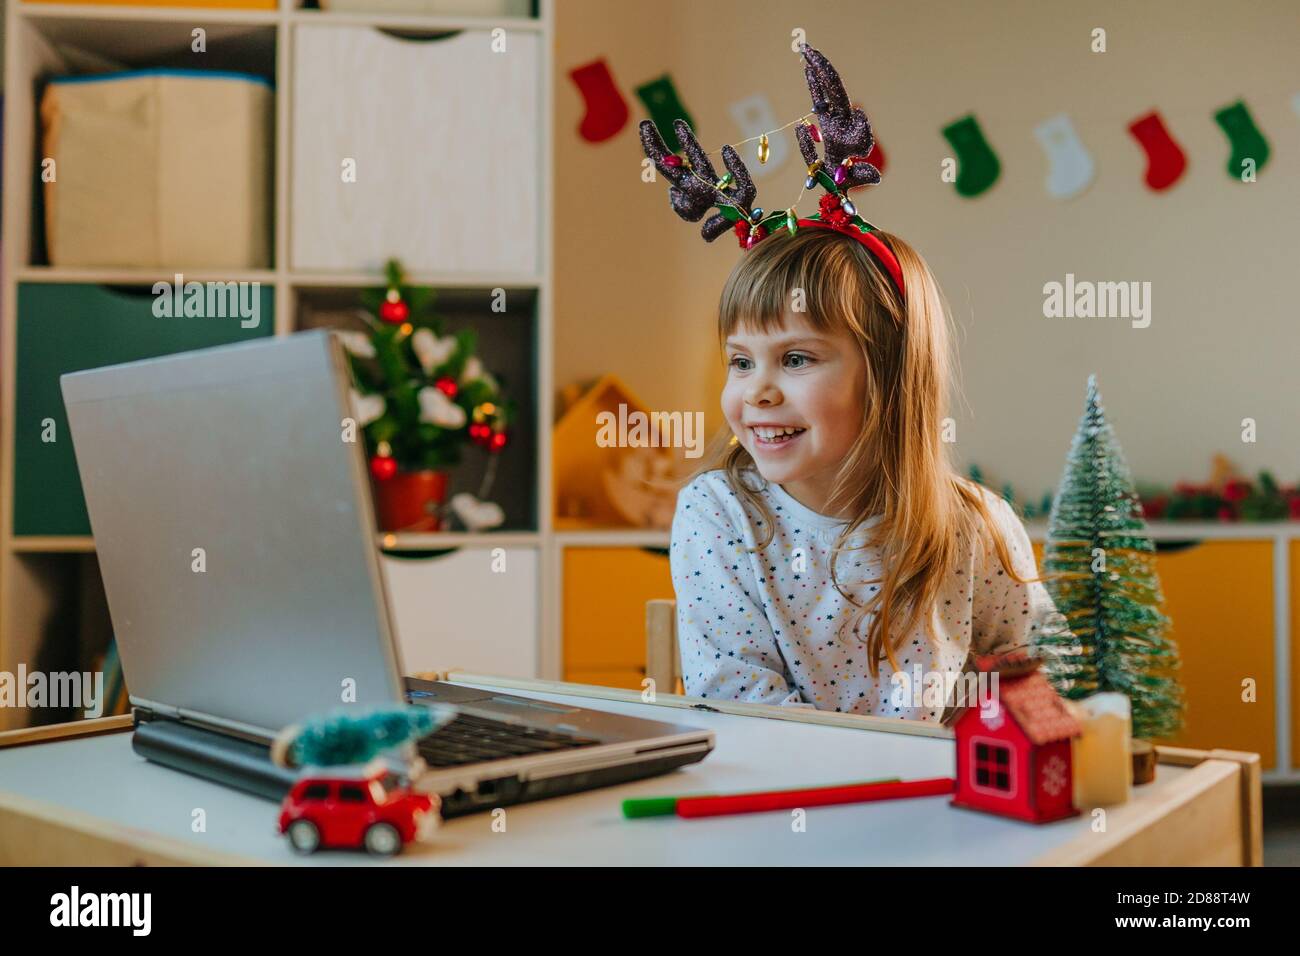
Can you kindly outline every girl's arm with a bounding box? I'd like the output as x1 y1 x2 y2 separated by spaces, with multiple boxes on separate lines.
971 496 1073 657
669 477 806 706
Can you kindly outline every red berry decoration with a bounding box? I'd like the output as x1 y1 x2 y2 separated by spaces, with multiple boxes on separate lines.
489 431 507 452
379 293 409 324
817 192 852 228
434 377 458 399
1223 479 1251 503
370 454 397 481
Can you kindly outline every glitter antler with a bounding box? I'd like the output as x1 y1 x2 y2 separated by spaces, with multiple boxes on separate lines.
795 41 881 192
639 117 758 242
639 42 894 254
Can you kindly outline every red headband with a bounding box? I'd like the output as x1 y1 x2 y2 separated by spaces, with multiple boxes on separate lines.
795 218 906 302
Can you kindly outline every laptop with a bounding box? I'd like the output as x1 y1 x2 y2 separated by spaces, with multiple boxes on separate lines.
60 329 712 816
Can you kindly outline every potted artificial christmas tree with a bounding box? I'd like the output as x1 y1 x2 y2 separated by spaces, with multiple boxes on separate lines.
341 259 514 532
1034 375 1185 742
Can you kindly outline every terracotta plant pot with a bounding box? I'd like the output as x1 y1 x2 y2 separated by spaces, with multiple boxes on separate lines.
372 469 449 532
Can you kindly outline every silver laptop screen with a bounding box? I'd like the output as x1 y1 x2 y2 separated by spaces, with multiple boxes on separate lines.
60 331 406 739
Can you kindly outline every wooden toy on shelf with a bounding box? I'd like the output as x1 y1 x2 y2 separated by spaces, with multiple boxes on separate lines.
553 374 695 530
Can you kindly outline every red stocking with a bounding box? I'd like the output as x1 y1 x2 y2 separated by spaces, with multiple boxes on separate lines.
1128 111 1187 192
569 58 628 143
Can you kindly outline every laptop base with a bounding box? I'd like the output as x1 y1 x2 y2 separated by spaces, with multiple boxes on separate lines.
131 702 708 817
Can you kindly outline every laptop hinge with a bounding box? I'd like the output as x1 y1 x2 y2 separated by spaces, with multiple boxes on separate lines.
133 698 180 720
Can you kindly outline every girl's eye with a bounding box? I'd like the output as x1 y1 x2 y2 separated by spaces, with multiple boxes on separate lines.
784 352 814 369
729 355 753 371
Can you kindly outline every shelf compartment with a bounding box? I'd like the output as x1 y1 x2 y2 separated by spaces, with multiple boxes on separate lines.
13 282 274 536
296 284 539 531
1 552 119 729
8 13 278 269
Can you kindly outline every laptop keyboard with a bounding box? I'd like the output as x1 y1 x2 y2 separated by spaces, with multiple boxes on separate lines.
418 712 602 768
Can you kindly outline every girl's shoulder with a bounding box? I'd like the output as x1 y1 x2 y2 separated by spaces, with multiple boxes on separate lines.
958 478 1036 572
673 468 765 531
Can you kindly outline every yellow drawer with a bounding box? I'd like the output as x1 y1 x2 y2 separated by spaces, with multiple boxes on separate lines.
1292 540 1300 770
562 547 671 679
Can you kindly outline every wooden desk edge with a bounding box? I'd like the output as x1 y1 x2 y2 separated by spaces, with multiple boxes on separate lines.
1031 747 1263 867
1 681 1263 868
0 790 265 867
0 713 134 748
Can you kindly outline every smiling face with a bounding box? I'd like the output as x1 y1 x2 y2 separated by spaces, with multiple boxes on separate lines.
722 310 868 516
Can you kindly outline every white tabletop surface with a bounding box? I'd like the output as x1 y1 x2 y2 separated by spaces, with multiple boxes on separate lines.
0 681 1193 865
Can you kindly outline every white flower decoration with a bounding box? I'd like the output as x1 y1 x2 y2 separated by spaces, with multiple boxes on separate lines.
459 356 499 393
451 493 504 531
411 328 457 375
417 386 467 429
337 330 376 359
349 388 385 427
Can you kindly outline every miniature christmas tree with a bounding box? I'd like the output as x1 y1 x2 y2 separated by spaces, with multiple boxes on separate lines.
272 705 454 769
1034 375 1185 741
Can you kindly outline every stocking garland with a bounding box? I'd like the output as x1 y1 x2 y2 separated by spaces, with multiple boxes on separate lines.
1127 110 1187 192
942 113 1000 198
569 58 629 144
1034 113 1094 200
1214 99 1270 181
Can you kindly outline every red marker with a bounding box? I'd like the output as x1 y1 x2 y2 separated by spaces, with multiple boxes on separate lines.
675 776 956 818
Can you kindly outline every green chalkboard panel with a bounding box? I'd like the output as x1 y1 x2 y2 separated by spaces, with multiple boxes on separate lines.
14 283 274 536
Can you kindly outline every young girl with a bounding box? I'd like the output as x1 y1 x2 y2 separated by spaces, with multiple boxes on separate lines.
668 226 1068 722
642 41 1069 722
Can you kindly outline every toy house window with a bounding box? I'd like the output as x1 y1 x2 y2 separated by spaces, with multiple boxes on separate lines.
974 742 1012 792
338 785 366 803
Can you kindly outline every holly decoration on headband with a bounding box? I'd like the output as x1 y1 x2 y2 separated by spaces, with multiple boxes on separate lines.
639 41 884 250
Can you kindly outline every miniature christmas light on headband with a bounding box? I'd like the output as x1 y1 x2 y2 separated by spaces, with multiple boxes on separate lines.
639 42 905 302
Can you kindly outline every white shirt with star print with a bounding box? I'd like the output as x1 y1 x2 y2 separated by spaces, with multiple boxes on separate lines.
669 468 1068 721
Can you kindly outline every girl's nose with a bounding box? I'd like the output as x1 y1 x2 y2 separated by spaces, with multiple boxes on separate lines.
744 377 782 407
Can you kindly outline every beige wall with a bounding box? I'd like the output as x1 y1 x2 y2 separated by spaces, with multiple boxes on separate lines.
554 0 1300 499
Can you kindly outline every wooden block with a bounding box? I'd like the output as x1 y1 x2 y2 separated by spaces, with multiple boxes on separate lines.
1131 739 1156 784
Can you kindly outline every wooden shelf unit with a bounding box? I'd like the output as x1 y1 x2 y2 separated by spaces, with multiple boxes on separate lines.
0 0 556 729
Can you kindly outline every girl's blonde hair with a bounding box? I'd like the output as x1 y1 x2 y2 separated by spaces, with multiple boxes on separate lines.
693 226 1036 677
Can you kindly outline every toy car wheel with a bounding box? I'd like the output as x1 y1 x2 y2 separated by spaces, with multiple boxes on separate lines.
287 819 321 854
364 822 401 857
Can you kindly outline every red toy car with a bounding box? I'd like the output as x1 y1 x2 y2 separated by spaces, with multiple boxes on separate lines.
278 765 440 856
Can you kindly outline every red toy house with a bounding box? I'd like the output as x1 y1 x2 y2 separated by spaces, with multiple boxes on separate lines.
951 653 1081 824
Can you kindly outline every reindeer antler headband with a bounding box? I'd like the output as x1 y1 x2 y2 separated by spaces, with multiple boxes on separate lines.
639 42 905 302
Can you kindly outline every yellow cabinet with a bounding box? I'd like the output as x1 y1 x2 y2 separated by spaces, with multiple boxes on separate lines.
562 546 671 687
1292 541 1300 770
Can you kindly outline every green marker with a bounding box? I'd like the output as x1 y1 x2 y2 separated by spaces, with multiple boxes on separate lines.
622 777 901 819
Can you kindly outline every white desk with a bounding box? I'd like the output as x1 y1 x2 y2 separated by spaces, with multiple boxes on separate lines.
0 677 1262 866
